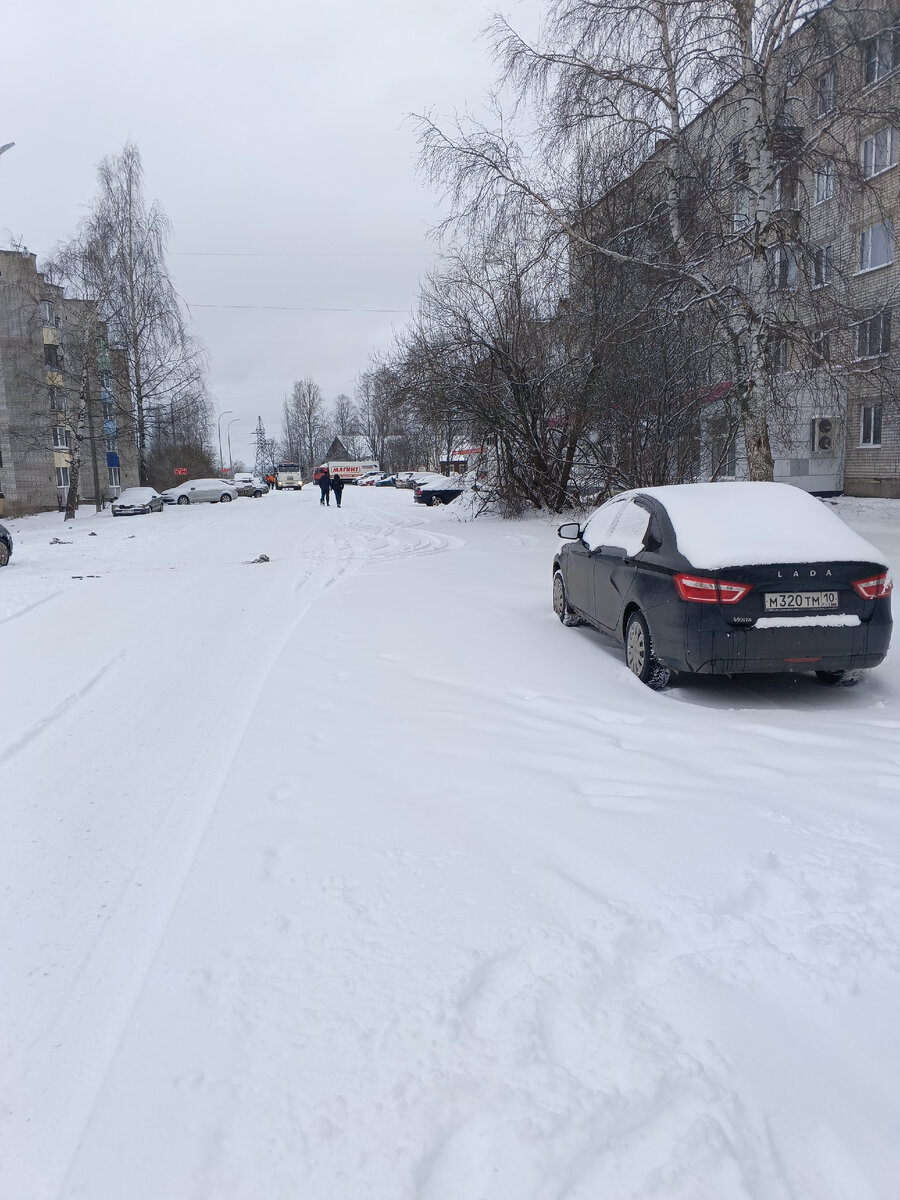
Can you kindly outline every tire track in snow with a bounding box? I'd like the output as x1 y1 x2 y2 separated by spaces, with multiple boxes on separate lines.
46 503 458 1199
0 650 125 769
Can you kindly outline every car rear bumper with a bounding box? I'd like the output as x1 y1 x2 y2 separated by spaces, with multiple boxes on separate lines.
657 609 892 675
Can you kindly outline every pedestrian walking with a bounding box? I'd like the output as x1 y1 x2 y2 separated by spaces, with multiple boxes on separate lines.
318 469 331 506
331 473 344 508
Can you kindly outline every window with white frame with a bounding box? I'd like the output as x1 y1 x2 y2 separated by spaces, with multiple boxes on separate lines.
708 419 737 477
771 336 790 374
855 308 892 358
108 466 121 489
55 466 70 489
732 255 751 300
105 437 117 453
52 425 69 449
813 243 833 287
812 330 831 363
860 403 883 446
768 245 798 290
814 161 835 204
48 386 66 411
861 126 899 177
817 69 836 115
40 299 55 325
859 220 894 271
733 187 753 232
864 28 900 85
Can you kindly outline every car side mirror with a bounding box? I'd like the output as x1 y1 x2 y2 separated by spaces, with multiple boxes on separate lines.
557 522 581 540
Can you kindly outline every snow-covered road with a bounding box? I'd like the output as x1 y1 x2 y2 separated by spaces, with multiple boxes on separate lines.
1 489 898 1200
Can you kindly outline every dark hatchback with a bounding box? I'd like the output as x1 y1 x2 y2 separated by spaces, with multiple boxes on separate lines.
0 522 12 567
552 482 893 688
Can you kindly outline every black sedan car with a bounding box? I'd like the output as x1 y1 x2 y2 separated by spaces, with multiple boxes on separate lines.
413 478 464 506
0 522 12 567
553 482 893 688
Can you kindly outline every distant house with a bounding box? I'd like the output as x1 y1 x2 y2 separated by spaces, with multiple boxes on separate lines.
439 446 483 475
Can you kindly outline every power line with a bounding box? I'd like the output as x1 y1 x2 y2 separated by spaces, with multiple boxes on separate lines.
174 250 433 258
186 302 411 314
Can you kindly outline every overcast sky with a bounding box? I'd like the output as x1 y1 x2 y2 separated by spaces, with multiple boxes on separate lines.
4 0 542 463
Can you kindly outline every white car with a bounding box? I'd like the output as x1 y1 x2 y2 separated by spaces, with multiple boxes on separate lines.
163 478 239 505
111 487 164 515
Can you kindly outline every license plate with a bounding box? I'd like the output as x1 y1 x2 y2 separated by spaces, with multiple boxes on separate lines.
764 590 839 611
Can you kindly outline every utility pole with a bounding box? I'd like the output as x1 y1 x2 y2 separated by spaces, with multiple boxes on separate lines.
226 417 239 476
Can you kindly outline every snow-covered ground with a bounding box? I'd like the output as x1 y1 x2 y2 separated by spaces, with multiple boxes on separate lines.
1 488 898 1200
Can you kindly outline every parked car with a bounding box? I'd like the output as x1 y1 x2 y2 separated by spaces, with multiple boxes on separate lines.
0 522 12 567
357 472 380 486
111 487 164 516
232 475 269 498
162 478 240 505
552 482 893 689
374 474 397 487
413 476 465 506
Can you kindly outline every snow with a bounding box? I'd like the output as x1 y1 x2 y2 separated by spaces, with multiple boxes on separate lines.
617 481 889 569
0 489 899 1200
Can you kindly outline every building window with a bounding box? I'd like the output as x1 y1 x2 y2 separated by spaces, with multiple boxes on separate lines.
814 162 835 204
860 404 883 446
733 188 753 232
732 255 751 301
861 126 898 177
43 343 59 368
108 466 121 489
52 426 70 449
708 420 737 477
773 161 798 209
855 309 892 358
55 466 70 489
817 70 836 116
859 221 894 272
105 437 118 453
813 244 833 287
40 299 55 325
48 386 67 412
729 136 747 179
768 245 798 290
864 29 900 85
812 330 831 363
102 401 114 421
771 336 789 374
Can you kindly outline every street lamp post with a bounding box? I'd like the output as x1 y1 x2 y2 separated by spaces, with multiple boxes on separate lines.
226 418 240 477
217 409 233 476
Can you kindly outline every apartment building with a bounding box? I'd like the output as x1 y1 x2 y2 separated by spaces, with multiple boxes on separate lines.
0 249 138 516
570 0 900 498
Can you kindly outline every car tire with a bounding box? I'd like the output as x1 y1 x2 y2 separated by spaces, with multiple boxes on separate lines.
220 493 233 503
430 495 443 506
0 541 9 566
552 570 581 627
177 495 190 505
625 609 671 690
815 669 862 687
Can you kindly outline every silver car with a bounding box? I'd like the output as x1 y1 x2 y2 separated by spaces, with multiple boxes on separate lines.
163 478 239 505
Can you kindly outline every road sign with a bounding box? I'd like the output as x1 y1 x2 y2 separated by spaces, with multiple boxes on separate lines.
174 467 188 476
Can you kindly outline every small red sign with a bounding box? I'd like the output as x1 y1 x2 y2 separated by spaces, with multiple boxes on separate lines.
174 467 188 476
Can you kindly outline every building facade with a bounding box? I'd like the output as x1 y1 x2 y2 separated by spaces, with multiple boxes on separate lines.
0 249 138 516
570 0 900 497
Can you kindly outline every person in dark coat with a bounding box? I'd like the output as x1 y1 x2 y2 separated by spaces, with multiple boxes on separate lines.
318 469 331 506
330 473 344 508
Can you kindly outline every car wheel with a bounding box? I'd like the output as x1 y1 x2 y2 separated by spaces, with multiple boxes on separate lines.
0 541 9 567
815 669 862 687
552 570 581 627
430 495 443 506
220 493 233 503
177 495 190 505
625 609 671 690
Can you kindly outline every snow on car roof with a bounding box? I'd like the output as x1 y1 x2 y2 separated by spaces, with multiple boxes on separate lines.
117 487 157 500
621 482 888 569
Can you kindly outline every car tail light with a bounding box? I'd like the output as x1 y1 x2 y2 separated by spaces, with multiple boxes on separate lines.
674 573 751 604
852 573 893 600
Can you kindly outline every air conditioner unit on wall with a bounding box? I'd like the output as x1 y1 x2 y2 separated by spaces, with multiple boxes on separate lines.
810 416 840 455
